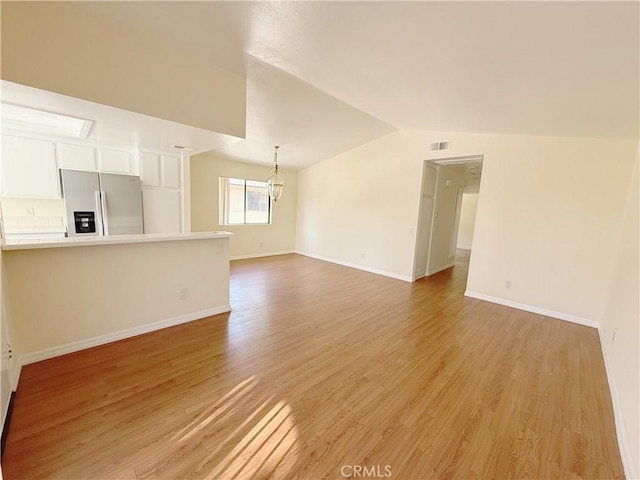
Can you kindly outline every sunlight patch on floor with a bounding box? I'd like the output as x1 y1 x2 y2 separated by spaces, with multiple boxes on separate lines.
203 400 300 480
173 376 258 443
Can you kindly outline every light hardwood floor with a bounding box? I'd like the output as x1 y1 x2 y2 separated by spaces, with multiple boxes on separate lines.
2 252 623 479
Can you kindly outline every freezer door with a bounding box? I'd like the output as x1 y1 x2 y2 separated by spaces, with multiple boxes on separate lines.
99 173 144 235
60 169 102 237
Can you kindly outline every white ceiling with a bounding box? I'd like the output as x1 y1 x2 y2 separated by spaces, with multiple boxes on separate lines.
2 1 638 170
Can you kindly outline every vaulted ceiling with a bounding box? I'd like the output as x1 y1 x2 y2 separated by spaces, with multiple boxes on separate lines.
2 1 638 169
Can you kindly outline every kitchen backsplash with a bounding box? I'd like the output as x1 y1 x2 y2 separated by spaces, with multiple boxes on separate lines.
0 197 65 217
1 197 67 237
3 215 65 233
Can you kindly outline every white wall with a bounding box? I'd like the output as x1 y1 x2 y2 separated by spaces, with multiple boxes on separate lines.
2 238 230 360
450 132 636 324
1 2 246 138
296 129 637 323
457 193 479 250
296 131 421 281
190 154 297 258
600 147 639 479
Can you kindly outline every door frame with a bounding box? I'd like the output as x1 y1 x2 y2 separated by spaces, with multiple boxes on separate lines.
413 154 484 280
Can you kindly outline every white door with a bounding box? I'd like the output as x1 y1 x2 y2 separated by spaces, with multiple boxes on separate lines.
1 249 16 433
426 165 464 275
413 163 437 279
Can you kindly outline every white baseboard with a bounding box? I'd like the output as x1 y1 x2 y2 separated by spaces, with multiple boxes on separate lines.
463 291 599 328
230 250 294 261
427 262 455 276
456 243 472 250
10 361 21 392
18 305 231 369
597 327 638 480
295 250 412 282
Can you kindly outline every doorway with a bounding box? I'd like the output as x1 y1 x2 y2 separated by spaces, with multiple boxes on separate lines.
413 155 483 281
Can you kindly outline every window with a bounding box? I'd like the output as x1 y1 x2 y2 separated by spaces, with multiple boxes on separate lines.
219 177 271 225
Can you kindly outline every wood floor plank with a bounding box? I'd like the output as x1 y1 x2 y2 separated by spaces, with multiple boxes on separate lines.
1 252 624 479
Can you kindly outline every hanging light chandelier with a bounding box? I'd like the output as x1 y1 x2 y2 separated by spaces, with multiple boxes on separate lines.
266 145 285 202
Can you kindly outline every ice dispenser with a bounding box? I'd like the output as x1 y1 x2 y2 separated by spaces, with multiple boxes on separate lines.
74 211 96 234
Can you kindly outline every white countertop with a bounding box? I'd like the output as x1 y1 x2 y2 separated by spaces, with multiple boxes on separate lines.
1 231 234 251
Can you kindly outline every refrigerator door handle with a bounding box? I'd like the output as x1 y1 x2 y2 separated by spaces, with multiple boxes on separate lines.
94 190 104 236
100 190 110 236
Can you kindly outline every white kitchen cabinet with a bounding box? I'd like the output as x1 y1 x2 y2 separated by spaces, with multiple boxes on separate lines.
59 143 135 175
98 147 134 174
1 135 60 198
140 151 181 189
140 152 161 187
140 151 182 233
162 155 181 189
142 188 181 233
58 143 97 171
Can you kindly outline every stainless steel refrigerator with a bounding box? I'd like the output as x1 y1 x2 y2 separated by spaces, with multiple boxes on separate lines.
60 169 144 237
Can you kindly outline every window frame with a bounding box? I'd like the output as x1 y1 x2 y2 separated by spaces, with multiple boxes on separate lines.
219 176 272 226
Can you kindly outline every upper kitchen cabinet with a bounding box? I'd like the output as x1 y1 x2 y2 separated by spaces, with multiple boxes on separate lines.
57 142 97 171
58 143 137 175
140 151 181 189
162 155 181 189
140 152 161 187
98 147 135 175
1 135 60 198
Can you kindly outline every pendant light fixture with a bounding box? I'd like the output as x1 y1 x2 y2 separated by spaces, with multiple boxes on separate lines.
266 145 285 203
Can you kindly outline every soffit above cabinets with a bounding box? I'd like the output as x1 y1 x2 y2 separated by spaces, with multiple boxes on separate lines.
0 81 241 155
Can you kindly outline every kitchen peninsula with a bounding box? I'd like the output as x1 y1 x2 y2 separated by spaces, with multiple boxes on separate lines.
2 231 233 370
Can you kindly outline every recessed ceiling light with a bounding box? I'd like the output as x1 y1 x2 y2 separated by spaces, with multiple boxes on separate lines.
1 102 93 139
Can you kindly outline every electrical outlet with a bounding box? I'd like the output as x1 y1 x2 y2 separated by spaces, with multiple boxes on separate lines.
180 288 189 300
361 252 366 259
260 241 264 248
24 208 34 216
504 280 512 289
